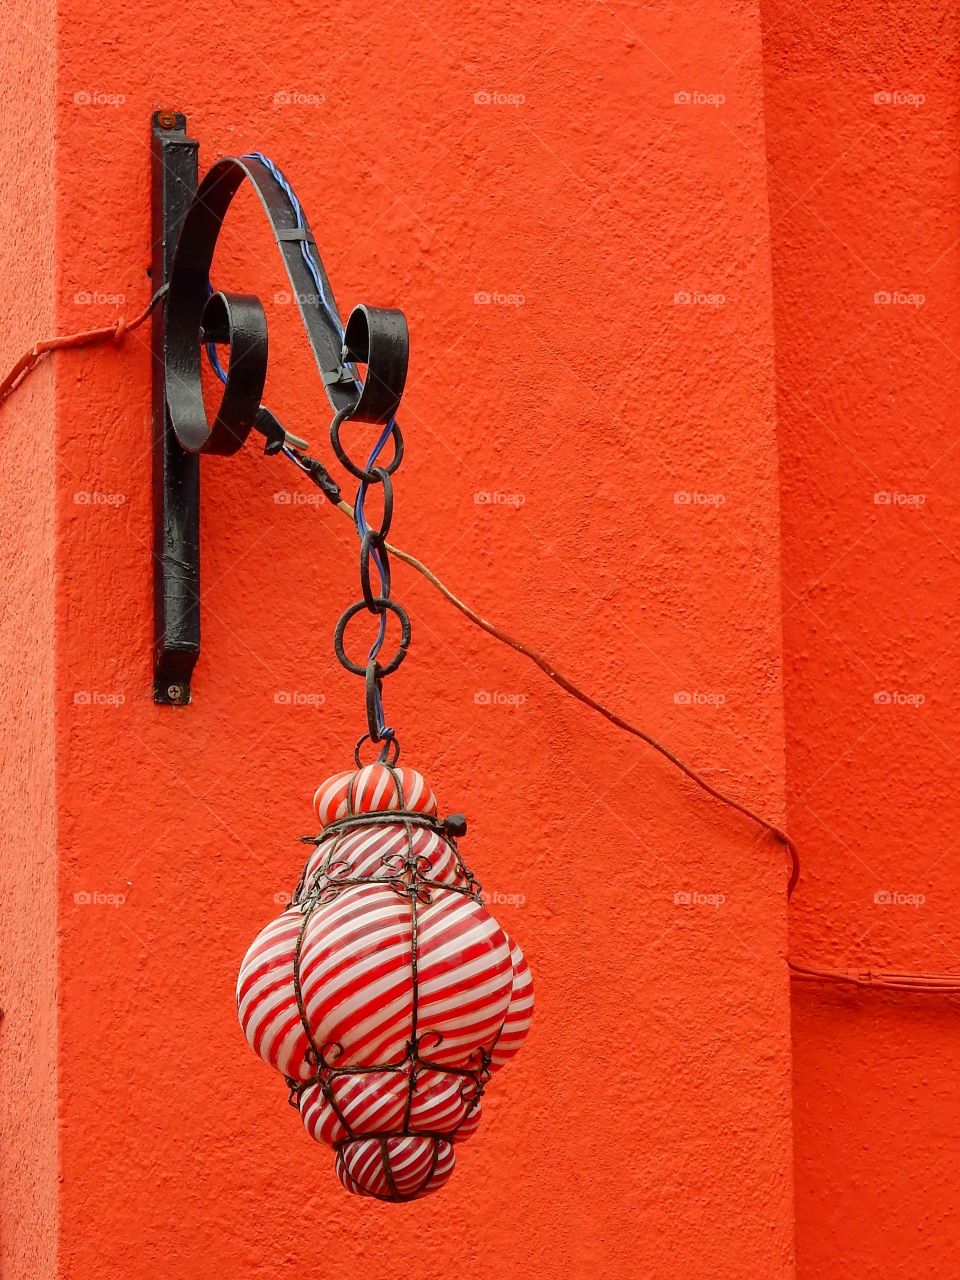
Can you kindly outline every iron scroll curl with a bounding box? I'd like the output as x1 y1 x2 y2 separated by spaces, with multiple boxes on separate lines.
163 153 409 455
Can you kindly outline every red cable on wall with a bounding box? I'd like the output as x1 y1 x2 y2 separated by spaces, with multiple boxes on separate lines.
0 286 164 408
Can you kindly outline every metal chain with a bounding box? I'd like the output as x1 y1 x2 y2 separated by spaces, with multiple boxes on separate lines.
331 406 410 764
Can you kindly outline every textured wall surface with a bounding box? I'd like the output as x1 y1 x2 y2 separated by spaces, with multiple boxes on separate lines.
762 1 960 1276
1 1 794 1277
0 2 59 1277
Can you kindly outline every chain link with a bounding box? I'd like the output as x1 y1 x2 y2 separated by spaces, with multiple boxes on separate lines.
331 408 410 761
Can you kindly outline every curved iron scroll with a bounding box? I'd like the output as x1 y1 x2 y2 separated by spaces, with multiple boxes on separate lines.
164 153 409 455
151 111 409 706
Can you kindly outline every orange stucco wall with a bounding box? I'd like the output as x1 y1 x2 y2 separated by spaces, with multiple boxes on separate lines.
763 2 960 1277
17 0 944 1276
0 2 59 1278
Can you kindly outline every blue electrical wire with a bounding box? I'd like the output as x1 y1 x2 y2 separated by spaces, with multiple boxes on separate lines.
204 281 229 384
205 153 355 385
243 151 353 348
350 414 398 738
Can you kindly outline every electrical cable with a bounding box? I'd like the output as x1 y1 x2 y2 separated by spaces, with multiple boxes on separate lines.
788 961 960 992
5 258 958 980
0 283 168 408
330 493 801 897
0 284 799 896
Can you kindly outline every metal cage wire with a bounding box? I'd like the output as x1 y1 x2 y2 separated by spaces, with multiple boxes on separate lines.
282 768 499 1202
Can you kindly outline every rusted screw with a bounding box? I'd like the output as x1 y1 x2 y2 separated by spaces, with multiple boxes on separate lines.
156 110 178 130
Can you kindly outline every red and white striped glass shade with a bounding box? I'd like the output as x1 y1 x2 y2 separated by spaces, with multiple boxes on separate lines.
237 763 533 1201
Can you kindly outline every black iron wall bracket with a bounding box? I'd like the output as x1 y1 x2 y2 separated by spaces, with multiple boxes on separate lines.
150 110 409 704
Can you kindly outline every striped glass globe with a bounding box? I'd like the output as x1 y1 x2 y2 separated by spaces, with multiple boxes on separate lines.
237 762 533 1201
